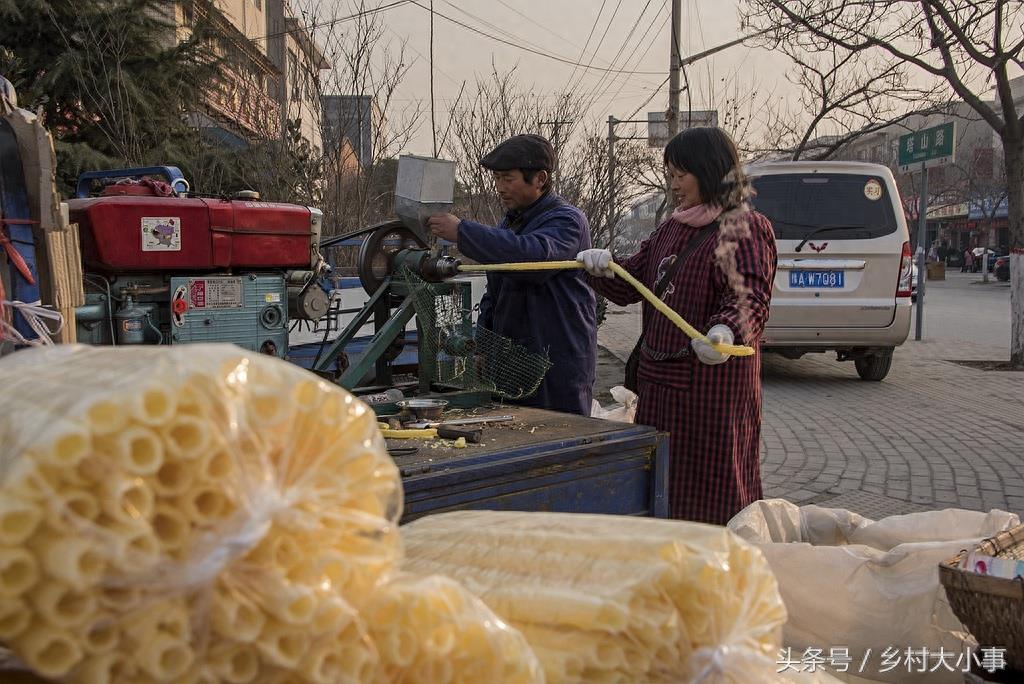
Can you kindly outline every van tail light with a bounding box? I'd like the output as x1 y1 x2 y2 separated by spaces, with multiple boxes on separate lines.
896 241 913 298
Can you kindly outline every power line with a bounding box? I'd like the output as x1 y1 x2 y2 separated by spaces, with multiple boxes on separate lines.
625 76 670 122
597 4 670 121
383 25 462 87
619 30 772 124
406 0 664 75
492 0 589 52
438 1 587 75
251 0 412 44
389 86 659 104
561 0 607 93
579 0 658 117
430 1 660 90
567 0 625 95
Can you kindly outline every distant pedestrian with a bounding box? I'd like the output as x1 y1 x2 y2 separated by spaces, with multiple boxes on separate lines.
963 249 974 273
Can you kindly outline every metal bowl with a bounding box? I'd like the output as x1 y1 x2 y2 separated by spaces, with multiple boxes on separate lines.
396 398 449 421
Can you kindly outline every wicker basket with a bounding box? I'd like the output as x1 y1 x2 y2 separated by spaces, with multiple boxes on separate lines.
940 524 1024 674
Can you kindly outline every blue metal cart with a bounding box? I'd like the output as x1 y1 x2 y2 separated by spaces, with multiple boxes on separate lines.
393 406 669 523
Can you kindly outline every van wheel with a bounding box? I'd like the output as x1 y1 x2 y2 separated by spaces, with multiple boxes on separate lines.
855 351 893 381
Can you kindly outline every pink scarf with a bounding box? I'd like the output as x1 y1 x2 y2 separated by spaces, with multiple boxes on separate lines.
671 203 722 227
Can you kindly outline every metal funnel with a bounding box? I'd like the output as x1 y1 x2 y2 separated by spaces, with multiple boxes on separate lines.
394 154 456 244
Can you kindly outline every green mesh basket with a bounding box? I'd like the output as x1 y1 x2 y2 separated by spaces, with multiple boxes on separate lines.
401 270 551 400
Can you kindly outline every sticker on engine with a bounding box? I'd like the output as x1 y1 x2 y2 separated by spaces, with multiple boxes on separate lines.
264 293 282 303
141 217 181 251
863 179 883 201
188 278 243 309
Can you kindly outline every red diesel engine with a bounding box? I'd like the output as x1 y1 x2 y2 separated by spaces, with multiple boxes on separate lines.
72 194 320 273
68 169 329 358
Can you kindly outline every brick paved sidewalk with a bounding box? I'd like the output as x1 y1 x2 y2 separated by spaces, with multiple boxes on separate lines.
595 301 1024 519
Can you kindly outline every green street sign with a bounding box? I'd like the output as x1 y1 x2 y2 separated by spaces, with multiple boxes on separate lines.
899 121 955 171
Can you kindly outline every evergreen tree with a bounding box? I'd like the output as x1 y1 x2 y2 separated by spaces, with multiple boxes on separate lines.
0 0 214 194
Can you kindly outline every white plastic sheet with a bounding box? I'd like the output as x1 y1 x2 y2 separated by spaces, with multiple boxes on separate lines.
728 499 1020 684
589 385 638 423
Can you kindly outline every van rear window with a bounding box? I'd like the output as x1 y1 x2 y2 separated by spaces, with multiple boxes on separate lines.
750 173 899 241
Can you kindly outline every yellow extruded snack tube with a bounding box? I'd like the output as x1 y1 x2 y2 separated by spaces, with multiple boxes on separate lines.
403 510 787 684
135 632 195 681
366 574 544 684
15 621 84 679
0 496 43 545
34 536 106 590
97 425 165 476
0 597 31 639
0 546 39 598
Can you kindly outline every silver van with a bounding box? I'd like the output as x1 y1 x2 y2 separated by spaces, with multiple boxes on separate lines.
748 161 913 381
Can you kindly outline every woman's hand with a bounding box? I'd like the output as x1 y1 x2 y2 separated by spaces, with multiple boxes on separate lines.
576 249 614 278
692 324 734 365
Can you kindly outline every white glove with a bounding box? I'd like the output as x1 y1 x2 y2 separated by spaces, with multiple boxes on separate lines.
576 249 614 278
691 324 734 365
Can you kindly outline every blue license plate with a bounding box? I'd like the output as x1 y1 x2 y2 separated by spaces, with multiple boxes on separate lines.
789 270 845 288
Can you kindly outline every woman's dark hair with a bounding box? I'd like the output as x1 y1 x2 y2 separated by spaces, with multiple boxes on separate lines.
663 127 746 209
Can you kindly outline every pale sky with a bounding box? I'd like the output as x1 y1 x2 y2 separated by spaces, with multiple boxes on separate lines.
330 0 796 154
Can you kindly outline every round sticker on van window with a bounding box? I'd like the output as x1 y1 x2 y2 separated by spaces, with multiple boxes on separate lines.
864 179 883 201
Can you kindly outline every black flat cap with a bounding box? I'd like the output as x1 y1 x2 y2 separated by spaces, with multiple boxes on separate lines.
480 134 555 171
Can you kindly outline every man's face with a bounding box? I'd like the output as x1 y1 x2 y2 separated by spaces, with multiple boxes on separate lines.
491 169 547 210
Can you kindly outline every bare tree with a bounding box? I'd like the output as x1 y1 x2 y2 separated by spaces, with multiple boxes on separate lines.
746 40 948 160
193 0 424 235
441 68 664 257
442 66 570 226
743 0 1024 365
950 142 1009 280
313 2 423 235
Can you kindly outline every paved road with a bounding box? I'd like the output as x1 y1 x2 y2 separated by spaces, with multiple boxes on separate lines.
596 271 1024 519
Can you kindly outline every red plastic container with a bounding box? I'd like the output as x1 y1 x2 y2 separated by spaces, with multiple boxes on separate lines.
69 196 315 272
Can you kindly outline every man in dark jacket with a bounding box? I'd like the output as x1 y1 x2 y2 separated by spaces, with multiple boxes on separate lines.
426 134 597 415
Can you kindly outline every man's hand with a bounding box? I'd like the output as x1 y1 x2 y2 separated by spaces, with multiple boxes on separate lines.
427 213 461 242
691 324 734 365
576 249 614 278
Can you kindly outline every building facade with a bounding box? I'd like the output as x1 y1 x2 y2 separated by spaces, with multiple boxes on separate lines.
829 76 1024 255
266 0 329 154
322 95 383 168
172 0 328 151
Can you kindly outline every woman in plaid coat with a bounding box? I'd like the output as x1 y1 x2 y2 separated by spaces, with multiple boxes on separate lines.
578 127 777 525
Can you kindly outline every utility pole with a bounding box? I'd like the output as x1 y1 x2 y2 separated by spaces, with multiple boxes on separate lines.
915 163 928 341
540 119 574 193
667 0 682 137
606 116 649 251
604 28 766 250
429 0 437 156
607 115 617 251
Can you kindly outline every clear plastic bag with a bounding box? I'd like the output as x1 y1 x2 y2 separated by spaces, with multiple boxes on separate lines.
365 573 544 684
0 344 402 683
403 510 787 683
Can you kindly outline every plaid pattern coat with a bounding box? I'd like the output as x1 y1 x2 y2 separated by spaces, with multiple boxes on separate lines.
591 211 777 524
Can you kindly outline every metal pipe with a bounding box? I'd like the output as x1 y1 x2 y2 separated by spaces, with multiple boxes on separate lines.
121 285 170 296
83 274 116 344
